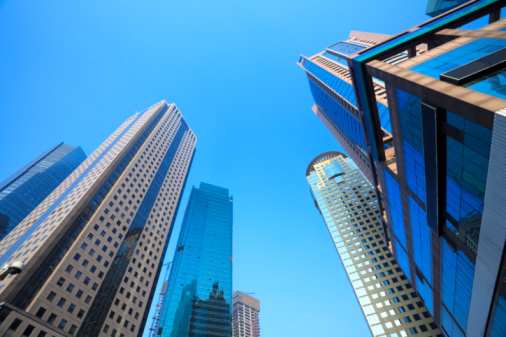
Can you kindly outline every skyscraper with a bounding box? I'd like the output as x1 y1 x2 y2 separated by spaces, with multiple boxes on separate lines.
0 101 196 337
0 143 86 240
307 151 441 337
232 291 260 337
300 1 506 336
157 183 233 337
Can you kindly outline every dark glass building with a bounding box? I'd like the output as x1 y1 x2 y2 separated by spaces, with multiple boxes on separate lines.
157 183 233 337
299 1 506 336
0 143 86 240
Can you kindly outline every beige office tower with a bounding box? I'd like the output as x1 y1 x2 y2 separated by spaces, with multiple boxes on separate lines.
306 152 441 337
0 101 196 337
232 292 260 337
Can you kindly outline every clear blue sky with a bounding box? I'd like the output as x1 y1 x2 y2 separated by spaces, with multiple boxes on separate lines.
0 1 429 336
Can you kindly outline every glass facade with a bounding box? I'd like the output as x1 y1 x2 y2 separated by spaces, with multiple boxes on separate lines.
383 170 407 250
397 89 426 204
445 111 491 254
157 183 233 337
307 79 368 153
0 144 86 241
441 239 475 336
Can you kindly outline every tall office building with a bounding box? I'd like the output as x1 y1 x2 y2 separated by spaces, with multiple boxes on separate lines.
307 152 441 337
157 183 233 337
300 1 506 336
0 143 86 240
232 291 260 337
0 101 196 337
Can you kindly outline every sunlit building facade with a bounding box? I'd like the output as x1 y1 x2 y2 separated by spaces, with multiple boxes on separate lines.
299 1 506 336
0 101 196 337
157 183 233 337
0 143 86 240
307 152 441 337
232 291 260 337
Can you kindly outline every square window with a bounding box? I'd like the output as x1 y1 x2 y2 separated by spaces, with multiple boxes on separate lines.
65 265 74 273
68 304 76 313
85 296 92 304
76 290 83 299
77 309 85 318
57 277 65 286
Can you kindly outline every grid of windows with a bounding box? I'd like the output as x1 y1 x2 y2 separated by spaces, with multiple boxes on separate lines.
308 153 441 337
396 89 426 204
0 102 196 337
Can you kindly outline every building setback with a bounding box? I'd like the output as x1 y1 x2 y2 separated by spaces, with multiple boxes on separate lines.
157 183 233 337
307 152 441 337
299 1 506 336
232 291 260 337
0 143 87 240
0 101 196 337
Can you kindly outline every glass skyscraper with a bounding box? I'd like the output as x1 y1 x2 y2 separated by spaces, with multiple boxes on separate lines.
0 101 196 337
307 152 441 337
157 183 233 337
0 143 86 240
299 2 506 336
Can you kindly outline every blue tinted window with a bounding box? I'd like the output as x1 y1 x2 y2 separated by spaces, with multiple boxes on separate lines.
442 238 474 334
321 52 349 67
464 66 506 100
383 170 407 248
446 111 491 253
323 162 344 179
304 59 357 106
490 292 506 336
327 41 366 56
409 197 432 283
410 38 506 79
395 239 411 281
397 89 426 204
308 80 368 153
416 275 433 315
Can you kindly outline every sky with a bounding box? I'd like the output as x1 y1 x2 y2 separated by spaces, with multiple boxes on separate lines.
0 1 429 336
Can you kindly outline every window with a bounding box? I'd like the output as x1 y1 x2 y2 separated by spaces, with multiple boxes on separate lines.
75 271 82 280
47 314 57 324
22 325 35 336
68 304 76 313
83 277 90 285
65 265 74 273
58 319 67 330
9 318 22 331
35 307 46 318
57 298 66 308
69 325 77 335
57 277 65 286
67 284 75 292
47 291 56 301
85 296 92 304
76 290 83 299
77 309 85 319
